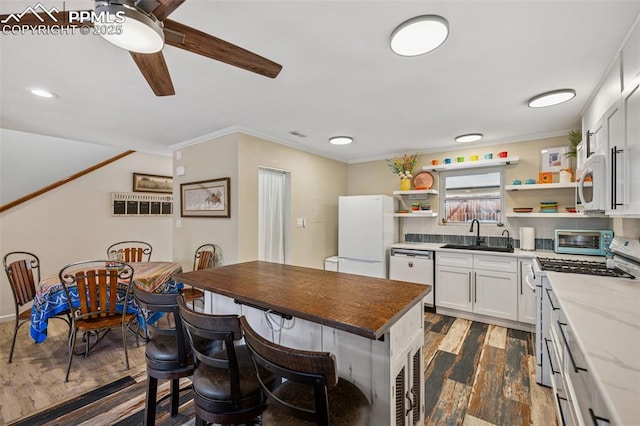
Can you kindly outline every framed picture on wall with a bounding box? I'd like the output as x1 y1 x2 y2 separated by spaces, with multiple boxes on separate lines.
180 177 230 218
540 146 570 172
133 173 173 194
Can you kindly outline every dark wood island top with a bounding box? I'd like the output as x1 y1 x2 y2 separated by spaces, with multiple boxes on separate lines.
175 260 430 340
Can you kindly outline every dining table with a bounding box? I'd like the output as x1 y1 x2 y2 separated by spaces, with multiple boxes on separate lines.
31 261 184 343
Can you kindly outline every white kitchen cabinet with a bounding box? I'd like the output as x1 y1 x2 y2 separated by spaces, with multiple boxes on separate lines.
518 258 536 324
622 16 640 93
620 75 640 216
435 265 473 312
586 115 607 158
606 99 625 215
391 332 424 426
436 252 518 321
606 75 640 217
582 55 622 139
474 269 518 320
547 282 614 426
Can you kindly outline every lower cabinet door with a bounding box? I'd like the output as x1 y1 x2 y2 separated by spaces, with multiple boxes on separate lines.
473 270 518 320
435 266 472 312
518 259 536 324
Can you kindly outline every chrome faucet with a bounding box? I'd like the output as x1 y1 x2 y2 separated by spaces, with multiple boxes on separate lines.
469 219 483 246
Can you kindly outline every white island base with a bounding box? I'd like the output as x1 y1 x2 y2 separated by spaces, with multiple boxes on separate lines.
205 292 425 426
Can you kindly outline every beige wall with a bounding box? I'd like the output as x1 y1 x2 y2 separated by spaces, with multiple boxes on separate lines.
0 152 173 321
172 132 347 271
172 133 240 272
237 134 347 268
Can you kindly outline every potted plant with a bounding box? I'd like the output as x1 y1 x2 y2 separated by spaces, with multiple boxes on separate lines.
565 129 582 158
562 129 582 182
387 153 420 190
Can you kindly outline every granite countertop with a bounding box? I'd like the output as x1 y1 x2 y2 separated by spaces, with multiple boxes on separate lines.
546 271 640 425
390 242 600 260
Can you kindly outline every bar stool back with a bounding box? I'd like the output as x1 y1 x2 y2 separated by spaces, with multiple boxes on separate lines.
240 316 371 425
133 287 193 425
178 297 272 425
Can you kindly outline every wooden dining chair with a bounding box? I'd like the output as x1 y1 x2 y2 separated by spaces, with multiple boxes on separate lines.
59 260 136 382
107 241 152 262
3 251 71 363
240 316 371 425
182 244 220 307
177 296 273 425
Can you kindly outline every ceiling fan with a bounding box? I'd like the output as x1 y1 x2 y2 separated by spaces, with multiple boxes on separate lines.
0 0 283 96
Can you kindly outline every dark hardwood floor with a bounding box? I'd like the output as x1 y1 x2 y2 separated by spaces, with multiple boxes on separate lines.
0 311 556 425
423 312 556 426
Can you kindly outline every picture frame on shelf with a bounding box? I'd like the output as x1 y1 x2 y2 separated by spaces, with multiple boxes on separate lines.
132 173 173 194
180 177 230 218
540 146 570 172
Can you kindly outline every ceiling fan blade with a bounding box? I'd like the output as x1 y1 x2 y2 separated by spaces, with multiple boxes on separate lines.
163 19 282 79
0 10 93 28
130 51 175 96
152 0 186 21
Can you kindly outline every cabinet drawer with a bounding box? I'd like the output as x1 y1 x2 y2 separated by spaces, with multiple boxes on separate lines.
435 251 473 268
473 254 517 273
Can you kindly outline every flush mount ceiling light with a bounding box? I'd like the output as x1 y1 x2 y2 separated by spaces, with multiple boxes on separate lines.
390 15 449 56
329 136 353 145
94 1 164 54
527 89 576 108
28 88 58 98
455 133 483 143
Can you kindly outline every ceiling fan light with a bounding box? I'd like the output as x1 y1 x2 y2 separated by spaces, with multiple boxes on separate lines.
95 2 164 54
390 15 449 56
329 136 353 145
527 89 576 108
455 133 483 143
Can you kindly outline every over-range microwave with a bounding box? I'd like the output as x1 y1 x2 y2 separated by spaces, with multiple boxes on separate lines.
577 153 606 211
554 229 613 256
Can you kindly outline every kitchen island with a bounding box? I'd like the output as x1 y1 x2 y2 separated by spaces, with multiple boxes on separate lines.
176 260 431 425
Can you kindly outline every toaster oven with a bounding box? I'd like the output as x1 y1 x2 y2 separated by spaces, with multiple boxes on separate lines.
554 229 613 256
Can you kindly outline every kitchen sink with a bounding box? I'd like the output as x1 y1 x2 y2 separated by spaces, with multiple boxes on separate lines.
440 244 514 253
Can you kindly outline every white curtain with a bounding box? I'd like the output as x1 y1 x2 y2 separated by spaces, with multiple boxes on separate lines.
258 168 286 263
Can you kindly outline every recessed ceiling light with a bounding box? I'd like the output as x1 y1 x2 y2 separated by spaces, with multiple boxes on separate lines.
390 15 449 57
94 1 164 54
329 136 353 145
528 89 576 108
455 133 483 143
28 88 58 98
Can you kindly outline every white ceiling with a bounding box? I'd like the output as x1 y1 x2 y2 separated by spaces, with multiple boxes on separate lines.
1 0 640 164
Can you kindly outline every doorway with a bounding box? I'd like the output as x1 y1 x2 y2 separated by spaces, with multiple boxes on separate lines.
258 167 291 263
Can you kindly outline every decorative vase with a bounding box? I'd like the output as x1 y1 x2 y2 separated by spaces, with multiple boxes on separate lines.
400 178 411 191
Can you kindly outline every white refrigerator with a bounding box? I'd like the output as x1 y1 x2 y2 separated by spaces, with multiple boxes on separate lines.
338 195 396 278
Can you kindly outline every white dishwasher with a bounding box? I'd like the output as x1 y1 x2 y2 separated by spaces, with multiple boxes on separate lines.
389 248 435 307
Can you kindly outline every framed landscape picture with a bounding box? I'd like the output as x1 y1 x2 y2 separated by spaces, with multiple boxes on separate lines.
132 173 173 194
180 177 230 218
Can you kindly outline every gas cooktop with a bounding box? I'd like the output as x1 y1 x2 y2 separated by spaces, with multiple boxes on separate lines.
537 257 635 279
